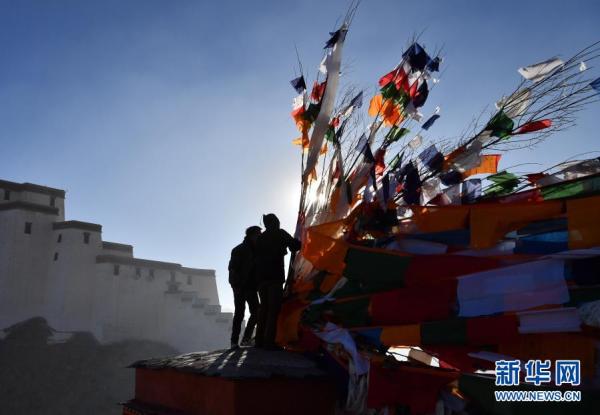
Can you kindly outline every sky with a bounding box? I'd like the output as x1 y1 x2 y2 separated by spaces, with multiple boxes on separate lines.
1 0 599 312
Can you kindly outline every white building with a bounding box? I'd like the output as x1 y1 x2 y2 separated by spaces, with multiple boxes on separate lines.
0 179 232 352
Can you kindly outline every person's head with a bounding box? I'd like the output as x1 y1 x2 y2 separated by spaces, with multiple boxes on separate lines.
245 225 262 244
262 213 280 231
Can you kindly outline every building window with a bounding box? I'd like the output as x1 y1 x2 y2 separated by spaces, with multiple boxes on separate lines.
147 269 155 281
50 196 56 207
113 264 120 276
3 190 10 201
83 232 90 244
24 222 32 234
57 234 62 243
135 267 141 279
170 271 176 281
54 252 59 261
187 275 192 285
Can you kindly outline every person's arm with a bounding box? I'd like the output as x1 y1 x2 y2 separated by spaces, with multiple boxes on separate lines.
228 247 241 286
281 230 301 253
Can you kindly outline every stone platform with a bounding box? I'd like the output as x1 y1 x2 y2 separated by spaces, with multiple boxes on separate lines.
122 347 336 415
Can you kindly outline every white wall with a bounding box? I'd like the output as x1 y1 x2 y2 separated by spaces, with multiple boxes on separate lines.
0 181 231 353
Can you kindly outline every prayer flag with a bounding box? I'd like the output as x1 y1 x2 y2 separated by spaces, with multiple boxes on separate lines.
518 57 564 82
408 134 422 149
485 110 514 139
515 119 552 134
485 171 519 196
324 28 346 49
375 148 386 177
426 56 441 72
462 179 481 203
402 42 432 71
403 162 421 204
419 144 444 173
412 81 429 108
463 154 501 177
290 76 306 93
590 77 600 93
311 80 327 102
422 114 440 130
386 126 410 144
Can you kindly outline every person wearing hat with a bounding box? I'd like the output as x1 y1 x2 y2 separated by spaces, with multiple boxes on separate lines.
228 225 262 349
254 213 301 350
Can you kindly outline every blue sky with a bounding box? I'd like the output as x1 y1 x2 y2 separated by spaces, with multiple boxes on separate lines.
1 0 599 311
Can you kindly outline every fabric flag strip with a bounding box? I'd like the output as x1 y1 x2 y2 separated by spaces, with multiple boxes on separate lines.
462 179 482 203
408 134 422 149
418 144 444 173
303 24 348 181
591 77 600 93
463 154 501 177
422 114 440 131
290 75 307 93
385 126 410 144
518 57 564 82
485 110 514 139
457 259 569 317
485 171 520 196
402 42 432 71
515 119 552 134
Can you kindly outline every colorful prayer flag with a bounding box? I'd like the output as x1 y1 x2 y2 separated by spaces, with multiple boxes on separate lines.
290 76 306 93
485 110 514 139
402 42 432 71
422 114 440 130
463 154 501 177
518 57 564 82
515 119 552 134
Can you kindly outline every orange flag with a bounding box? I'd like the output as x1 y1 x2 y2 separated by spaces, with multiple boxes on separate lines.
368 94 403 126
463 154 501 177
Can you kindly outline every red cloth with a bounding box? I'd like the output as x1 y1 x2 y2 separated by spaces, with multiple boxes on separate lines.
370 280 457 325
375 149 386 177
311 80 326 102
367 363 458 413
515 119 552 134
404 255 502 286
408 79 419 98
466 315 520 346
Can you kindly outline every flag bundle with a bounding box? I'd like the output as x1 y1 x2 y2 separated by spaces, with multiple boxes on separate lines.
282 12 600 414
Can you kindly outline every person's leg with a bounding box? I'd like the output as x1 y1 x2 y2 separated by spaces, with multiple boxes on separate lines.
264 282 283 348
242 289 259 342
230 288 245 346
255 283 269 347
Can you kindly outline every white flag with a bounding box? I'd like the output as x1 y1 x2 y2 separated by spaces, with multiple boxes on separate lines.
408 134 422 149
518 57 563 82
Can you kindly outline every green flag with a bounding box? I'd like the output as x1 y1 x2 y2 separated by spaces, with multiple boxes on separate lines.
486 110 514 139
485 171 520 196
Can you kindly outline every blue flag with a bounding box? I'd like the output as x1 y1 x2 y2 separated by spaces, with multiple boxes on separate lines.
591 77 600 93
290 76 306 94
422 114 440 130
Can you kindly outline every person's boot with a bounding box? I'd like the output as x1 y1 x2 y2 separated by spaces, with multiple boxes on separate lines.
230 342 240 350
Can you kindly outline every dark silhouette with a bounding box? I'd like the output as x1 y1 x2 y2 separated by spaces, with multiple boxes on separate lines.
254 214 301 349
228 226 262 349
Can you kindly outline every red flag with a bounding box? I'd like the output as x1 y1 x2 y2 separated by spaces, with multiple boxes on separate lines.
515 119 552 134
408 79 419 98
379 68 400 87
375 148 386 177
311 81 327 102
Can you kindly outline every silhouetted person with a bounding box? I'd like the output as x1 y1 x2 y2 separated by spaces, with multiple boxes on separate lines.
255 214 301 349
228 226 262 349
